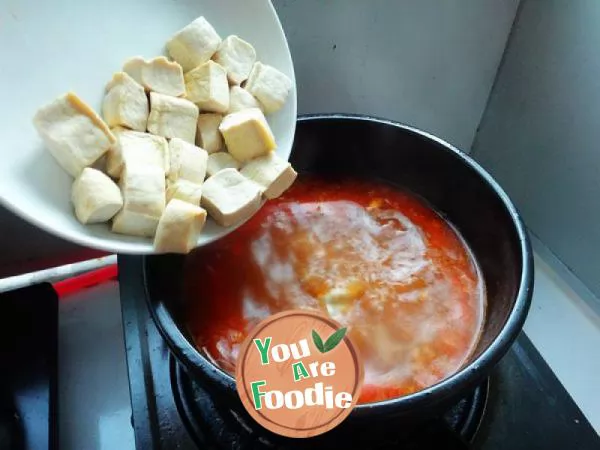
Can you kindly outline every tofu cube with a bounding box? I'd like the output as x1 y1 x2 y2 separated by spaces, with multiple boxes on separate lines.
244 62 292 114
147 92 199 143
168 138 208 184
123 56 185 97
154 199 207 254
166 179 203 205
228 86 262 114
184 61 229 113
219 108 275 162
201 168 262 227
112 165 166 237
102 72 149 131
71 168 123 224
166 16 222 72
213 35 257 85
206 151 241 177
196 113 223 153
33 92 116 177
240 153 297 199
122 57 145 84
107 130 169 178
112 210 161 238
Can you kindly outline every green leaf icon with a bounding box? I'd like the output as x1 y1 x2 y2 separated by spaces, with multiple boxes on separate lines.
312 329 325 352
323 327 347 353
312 327 347 353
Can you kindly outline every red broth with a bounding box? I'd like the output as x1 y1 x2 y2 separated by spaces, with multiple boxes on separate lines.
185 176 485 404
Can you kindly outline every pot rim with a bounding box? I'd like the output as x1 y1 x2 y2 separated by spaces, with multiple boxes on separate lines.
143 113 534 418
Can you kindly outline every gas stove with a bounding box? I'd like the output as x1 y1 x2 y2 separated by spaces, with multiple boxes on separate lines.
0 255 598 449
1 255 598 449
118 255 599 450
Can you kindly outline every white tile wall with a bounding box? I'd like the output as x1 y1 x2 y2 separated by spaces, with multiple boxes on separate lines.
472 0 600 299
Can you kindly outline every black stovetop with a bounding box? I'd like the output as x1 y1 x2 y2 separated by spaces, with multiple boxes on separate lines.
118 255 600 450
0 283 58 450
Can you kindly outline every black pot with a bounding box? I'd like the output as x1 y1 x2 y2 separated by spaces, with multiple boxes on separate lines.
144 114 534 425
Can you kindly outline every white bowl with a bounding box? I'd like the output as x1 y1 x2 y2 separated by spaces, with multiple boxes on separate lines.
0 0 296 254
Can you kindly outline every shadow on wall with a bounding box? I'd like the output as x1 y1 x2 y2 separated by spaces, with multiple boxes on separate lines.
471 0 600 300
274 0 519 150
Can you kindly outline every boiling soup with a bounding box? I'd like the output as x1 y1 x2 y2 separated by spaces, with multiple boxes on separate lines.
184 176 485 403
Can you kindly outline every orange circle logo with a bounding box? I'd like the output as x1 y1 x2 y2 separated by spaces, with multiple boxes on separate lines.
235 310 364 438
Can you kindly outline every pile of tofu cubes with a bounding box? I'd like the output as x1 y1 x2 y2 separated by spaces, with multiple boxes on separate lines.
32 16 297 254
